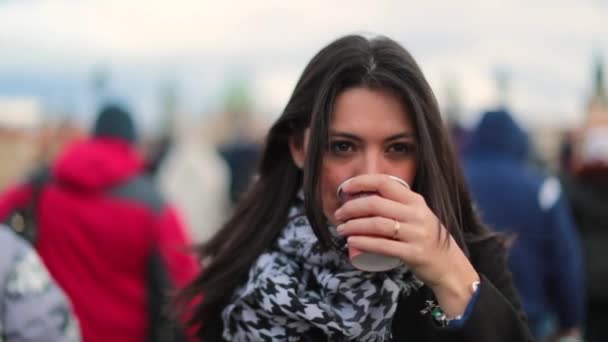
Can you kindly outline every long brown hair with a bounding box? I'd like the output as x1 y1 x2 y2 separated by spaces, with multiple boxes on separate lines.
178 34 489 339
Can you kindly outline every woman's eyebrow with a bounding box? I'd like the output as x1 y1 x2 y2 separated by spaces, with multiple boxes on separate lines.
385 133 415 142
328 131 363 142
329 131 415 142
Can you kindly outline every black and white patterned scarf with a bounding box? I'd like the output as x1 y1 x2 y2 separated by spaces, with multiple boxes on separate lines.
222 195 422 341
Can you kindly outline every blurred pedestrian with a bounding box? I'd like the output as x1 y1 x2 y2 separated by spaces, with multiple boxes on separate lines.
562 124 608 342
157 127 230 243
0 104 198 342
463 109 585 341
0 226 80 341
219 141 261 205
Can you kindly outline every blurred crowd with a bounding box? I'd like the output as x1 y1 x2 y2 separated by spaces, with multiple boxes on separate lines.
0 57 605 342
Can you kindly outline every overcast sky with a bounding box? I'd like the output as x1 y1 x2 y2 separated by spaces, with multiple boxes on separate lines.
0 0 606 132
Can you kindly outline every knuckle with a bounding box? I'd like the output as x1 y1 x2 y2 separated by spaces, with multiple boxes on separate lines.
418 228 430 240
414 210 426 222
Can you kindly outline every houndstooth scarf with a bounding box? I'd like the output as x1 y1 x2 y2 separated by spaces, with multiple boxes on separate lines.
222 195 422 341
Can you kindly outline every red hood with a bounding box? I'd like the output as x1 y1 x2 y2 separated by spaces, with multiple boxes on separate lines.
53 138 145 192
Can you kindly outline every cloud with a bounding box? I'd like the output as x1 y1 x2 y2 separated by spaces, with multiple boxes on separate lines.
0 0 606 127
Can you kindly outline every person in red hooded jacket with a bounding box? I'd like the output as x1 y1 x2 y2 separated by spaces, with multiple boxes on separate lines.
0 104 199 342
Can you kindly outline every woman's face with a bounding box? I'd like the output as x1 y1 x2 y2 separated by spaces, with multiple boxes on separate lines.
291 87 418 225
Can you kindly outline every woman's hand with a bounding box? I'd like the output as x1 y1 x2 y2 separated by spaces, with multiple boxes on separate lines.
334 174 480 317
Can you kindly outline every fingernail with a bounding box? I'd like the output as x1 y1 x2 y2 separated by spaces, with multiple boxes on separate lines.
347 236 356 246
336 177 354 197
336 224 345 235
334 208 342 219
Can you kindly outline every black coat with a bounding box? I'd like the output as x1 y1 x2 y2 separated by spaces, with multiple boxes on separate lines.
203 237 533 341
389 237 533 341
562 174 608 302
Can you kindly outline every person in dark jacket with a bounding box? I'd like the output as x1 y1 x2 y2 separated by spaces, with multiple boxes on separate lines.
462 109 585 341
561 125 608 342
219 141 261 204
178 35 533 341
0 105 199 342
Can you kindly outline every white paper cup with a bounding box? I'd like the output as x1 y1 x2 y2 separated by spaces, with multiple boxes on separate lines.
336 175 409 272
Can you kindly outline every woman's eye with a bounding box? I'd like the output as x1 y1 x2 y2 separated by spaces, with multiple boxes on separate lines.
329 141 355 154
387 142 416 154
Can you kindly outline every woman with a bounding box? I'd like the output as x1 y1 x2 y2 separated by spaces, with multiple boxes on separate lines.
179 35 533 341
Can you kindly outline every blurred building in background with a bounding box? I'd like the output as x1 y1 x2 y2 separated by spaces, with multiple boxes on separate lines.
586 57 608 118
0 97 42 189
522 56 608 174
0 97 86 190
574 56 608 174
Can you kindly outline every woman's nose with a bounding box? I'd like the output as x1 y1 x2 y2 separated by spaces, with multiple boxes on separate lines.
359 151 383 175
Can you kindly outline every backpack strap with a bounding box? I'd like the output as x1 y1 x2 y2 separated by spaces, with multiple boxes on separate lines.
8 167 52 244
